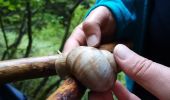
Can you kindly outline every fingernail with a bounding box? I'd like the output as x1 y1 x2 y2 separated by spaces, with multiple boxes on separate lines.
87 34 99 46
114 44 133 60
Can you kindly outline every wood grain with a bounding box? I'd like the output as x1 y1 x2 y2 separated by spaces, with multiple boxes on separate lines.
47 77 85 100
0 55 58 83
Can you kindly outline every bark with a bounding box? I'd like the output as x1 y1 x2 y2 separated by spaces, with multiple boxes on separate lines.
0 54 85 100
0 55 60 83
47 77 85 100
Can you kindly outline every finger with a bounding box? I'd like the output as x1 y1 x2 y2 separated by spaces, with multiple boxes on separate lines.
63 24 86 54
82 6 112 47
113 81 140 100
83 20 101 47
88 90 113 100
114 44 170 100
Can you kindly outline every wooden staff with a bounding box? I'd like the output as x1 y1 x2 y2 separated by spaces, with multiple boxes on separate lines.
0 55 57 83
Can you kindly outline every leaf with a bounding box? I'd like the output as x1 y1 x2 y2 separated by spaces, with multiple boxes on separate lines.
0 0 3 4
8 5 16 11
3 1 10 7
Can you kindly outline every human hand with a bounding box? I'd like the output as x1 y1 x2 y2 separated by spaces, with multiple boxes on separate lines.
63 6 115 53
89 44 170 100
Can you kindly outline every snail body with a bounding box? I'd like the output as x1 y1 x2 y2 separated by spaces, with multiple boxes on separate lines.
66 46 117 92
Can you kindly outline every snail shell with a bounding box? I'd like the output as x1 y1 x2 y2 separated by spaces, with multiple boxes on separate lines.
66 46 117 92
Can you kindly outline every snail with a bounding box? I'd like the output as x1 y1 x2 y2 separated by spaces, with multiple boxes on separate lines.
55 46 118 92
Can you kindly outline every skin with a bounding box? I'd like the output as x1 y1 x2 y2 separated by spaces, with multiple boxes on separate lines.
63 6 115 53
63 6 170 100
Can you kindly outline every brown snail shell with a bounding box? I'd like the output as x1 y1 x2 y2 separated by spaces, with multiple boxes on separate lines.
66 46 117 92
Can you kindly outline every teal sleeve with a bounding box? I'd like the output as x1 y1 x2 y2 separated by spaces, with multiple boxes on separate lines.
85 0 136 34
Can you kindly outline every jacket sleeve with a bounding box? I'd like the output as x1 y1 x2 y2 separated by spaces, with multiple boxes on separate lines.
85 0 136 34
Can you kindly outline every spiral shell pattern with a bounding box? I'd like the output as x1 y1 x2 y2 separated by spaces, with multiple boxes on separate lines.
66 46 117 92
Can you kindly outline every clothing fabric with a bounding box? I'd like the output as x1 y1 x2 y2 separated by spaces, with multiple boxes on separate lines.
86 0 170 99
144 0 170 66
86 0 149 54
0 84 26 100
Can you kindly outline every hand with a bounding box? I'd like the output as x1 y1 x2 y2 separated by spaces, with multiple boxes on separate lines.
63 6 115 53
89 80 140 100
89 44 170 100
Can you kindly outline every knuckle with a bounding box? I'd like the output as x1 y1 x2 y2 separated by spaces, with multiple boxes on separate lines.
82 21 93 29
133 58 153 79
82 21 94 35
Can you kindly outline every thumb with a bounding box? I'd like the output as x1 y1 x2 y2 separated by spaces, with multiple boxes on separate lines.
113 44 170 100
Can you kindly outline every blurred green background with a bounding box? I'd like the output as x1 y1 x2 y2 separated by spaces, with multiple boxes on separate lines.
0 0 125 99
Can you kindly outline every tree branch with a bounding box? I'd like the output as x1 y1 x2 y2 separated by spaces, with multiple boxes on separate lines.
33 77 49 98
38 78 62 100
47 77 85 100
8 14 27 59
59 0 84 51
0 55 59 83
24 1 32 57
0 15 9 60
1 7 27 60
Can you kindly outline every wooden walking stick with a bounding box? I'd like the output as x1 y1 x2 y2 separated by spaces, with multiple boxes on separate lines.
0 55 57 83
